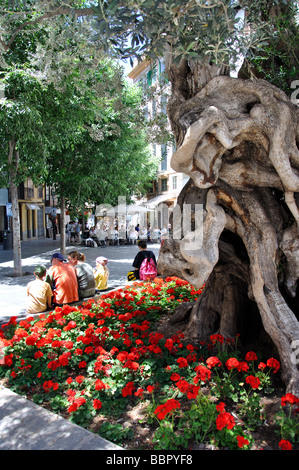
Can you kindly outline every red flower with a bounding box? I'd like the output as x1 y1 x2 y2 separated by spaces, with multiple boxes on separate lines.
206 356 222 369
226 357 240 370
122 381 135 397
267 357 280 373
43 380 59 392
147 385 155 393
95 379 109 390
68 403 78 413
64 320 77 331
74 396 86 407
216 411 235 431
124 360 139 371
75 375 85 384
116 351 128 362
237 435 249 448
154 399 181 420
279 439 292 450
25 334 39 346
245 351 257 362
245 375 261 389
93 399 102 410
34 351 43 359
281 393 299 407
170 373 181 382
194 364 211 383
210 334 224 344
186 384 200 399
177 357 188 368
237 361 249 372
216 402 226 413
134 388 144 398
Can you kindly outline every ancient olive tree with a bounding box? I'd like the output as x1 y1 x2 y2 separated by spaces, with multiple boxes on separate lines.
92 0 299 393
1 0 299 393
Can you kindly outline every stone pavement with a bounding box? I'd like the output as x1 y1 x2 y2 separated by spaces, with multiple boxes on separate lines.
0 386 122 450
0 236 160 325
0 236 160 451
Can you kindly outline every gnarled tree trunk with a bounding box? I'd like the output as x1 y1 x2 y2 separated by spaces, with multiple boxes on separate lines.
158 60 299 394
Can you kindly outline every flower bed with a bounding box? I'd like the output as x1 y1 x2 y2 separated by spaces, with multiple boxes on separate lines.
0 276 298 450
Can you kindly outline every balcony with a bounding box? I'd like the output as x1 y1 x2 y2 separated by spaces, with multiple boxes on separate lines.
24 187 34 200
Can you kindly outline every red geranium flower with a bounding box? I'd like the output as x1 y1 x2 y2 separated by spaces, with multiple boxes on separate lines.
281 393 299 406
226 357 240 370
210 334 224 344
245 351 257 362
245 375 261 389
216 411 235 430
25 334 39 346
216 402 226 413
154 398 181 420
279 439 292 450
206 356 222 369
75 375 85 384
68 403 78 413
194 364 211 383
93 399 102 410
176 357 188 368
237 361 249 372
95 379 109 390
267 357 280 373
122 381 135 397
170 373 181 382
237 435 249 448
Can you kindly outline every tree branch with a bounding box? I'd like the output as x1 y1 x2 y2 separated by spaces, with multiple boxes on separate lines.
4 6 95 50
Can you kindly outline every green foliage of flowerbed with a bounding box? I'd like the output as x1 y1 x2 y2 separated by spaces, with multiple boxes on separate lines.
0 277 298 450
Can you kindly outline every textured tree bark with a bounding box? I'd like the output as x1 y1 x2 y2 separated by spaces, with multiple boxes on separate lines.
8 140 22 277
158 60 299 393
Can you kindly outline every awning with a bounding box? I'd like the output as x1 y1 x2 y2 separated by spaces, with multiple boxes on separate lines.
96 204 153 217
26 204 41 210
45 207 57 215
146 194 175 208
127 204 153 214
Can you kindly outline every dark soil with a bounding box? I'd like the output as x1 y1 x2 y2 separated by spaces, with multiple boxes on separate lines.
86 314 296 450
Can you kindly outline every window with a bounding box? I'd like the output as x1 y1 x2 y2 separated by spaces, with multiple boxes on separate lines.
161 178 167 192
172 176 177 190
161 145 167 171
147 70 152 87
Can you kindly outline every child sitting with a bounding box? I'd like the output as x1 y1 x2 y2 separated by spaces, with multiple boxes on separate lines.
94 257 109 292
26 265 53 314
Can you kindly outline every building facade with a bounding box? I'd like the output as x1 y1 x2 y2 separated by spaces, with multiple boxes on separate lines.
0 180 59 245
127 59 189 231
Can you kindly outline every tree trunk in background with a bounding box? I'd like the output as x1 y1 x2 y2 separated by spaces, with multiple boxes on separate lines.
8 140 22 277
60 195 66 256
158 60 299 394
